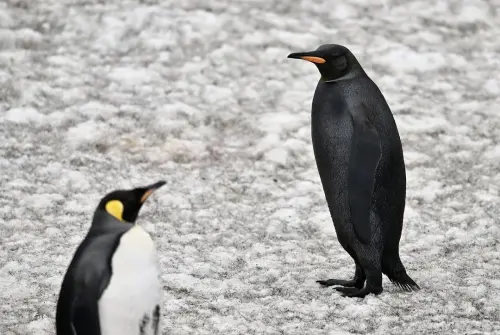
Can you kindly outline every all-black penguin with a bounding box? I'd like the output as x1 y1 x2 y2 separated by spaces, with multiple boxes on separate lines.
56 181 166 334
287 44 419 297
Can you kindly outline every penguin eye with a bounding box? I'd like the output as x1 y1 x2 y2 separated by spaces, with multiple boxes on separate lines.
105 200 124 221
332 56 347 70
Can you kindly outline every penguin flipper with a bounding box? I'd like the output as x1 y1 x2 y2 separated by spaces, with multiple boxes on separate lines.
68 237 116 335
70 294 101 335
348 103 382 244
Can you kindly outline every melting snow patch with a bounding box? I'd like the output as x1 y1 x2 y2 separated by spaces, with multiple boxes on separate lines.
66 120 110 148
264 147 289 166
258 112 303 134
4 107 45 124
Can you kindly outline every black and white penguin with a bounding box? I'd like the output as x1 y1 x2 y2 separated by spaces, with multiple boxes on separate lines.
288 44 419 297
56 181 166 334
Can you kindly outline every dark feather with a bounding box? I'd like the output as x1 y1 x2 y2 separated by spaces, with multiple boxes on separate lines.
348 103 382 244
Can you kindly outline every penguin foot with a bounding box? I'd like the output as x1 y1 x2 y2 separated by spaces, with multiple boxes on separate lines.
335 286 383 298
316 279 362 288
334 287 359 295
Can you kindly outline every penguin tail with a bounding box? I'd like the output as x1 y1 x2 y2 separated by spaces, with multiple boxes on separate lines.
386 271 420 292
382 259 420 292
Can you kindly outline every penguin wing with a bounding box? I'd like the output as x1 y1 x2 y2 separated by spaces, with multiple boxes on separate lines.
71 291 102 335
68 234 122 334
348 103 382 244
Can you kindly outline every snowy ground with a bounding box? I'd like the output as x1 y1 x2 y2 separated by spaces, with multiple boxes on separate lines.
1 0 500 334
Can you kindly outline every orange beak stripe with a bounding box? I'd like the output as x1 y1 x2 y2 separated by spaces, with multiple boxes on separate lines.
301 56 326 64
140 189 155 203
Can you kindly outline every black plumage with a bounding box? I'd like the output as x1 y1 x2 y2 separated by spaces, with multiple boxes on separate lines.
288 44 419 297
56 211 130 335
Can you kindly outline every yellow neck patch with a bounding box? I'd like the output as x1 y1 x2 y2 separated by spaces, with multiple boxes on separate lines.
105 200 124 221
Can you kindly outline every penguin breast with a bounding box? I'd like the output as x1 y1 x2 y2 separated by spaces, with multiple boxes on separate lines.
98 225 162 335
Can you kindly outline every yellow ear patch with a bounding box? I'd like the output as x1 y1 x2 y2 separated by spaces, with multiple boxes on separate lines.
140 189 154 203
105 200 124 221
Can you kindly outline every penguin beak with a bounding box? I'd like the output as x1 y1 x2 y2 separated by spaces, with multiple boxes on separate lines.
287 52 326 64
140 180 166 203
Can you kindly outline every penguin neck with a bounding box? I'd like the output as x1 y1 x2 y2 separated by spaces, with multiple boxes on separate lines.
320 65 366 83
91 209 130 228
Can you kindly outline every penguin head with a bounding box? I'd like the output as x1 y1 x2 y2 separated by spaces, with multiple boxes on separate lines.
97 180 166 223
287 44 362 82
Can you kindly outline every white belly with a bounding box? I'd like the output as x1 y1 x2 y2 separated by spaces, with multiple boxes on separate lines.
98 225 162 335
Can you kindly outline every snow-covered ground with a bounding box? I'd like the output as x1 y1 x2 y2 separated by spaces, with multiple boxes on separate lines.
1 0 499 334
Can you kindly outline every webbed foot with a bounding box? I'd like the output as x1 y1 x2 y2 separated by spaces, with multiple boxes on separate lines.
316 278 363 289
335 286 383 298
